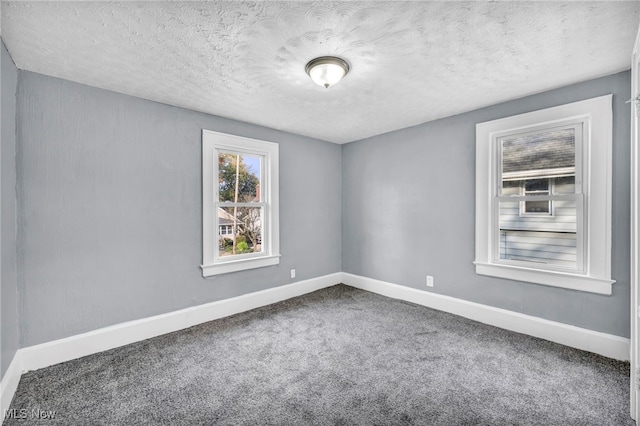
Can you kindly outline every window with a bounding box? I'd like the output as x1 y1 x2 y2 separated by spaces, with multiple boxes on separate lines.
475 95 614 294
522 179 551 214
201 130 280 276
219 225 235 236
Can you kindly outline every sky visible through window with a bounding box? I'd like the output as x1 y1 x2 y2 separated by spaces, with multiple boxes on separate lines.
245 156 260 178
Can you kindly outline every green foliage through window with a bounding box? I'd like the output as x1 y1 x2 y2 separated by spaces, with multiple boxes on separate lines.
218 153 260 202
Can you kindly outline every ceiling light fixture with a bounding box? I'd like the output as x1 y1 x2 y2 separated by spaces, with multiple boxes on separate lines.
305 56 350 89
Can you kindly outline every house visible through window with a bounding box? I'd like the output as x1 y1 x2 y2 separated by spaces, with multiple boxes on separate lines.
475 95 614 295
498 126 579 270
202 130 280 277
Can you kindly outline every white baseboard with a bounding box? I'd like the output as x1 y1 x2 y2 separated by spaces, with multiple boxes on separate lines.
18 272 341 373
341 272 630 361
1 352 23 419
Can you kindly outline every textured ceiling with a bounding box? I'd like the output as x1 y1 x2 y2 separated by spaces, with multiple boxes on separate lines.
1 1 639 144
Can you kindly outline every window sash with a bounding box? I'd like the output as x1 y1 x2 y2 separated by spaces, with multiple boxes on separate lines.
218 202 267 208
213 204 266 261
496 121 584 197
216 150 264 204
493 193 585 273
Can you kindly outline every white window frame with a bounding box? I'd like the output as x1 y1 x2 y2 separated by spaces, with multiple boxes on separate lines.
201 130 280 277
475 95 614 295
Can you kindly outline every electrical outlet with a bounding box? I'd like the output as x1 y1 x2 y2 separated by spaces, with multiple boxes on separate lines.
291 269 296 279
426 275 434 287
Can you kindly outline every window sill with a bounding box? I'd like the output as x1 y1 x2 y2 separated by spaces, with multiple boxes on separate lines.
201 254 280 277
474 262 614 295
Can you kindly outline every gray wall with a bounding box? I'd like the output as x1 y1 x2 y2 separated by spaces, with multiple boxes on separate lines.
1 41 19 377
7 66 634 349
342 71 631 338
16 71 342 347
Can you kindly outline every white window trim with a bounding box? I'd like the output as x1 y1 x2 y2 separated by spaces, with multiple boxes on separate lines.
475 95 615 295
201 130 280 277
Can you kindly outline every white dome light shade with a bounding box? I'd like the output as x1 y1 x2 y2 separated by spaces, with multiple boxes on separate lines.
305 56 350 88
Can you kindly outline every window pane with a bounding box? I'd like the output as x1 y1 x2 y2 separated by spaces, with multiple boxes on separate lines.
524 200 550 213
524 179 549 192
500 128 575 195
218 152 261 202
554 176 575 194
217 206 263 257
499 200 577 269
501 180 520 196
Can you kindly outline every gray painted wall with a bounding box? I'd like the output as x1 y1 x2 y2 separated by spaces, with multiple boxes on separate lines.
16 71 342 347
1 41 19 377
342 71 631 338
8 65 634 349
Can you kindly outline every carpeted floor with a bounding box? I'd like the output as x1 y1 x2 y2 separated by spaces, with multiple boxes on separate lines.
4 284 634 425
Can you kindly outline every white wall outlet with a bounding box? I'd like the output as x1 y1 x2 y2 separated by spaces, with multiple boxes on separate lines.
426 275 434 287
290 269 296 279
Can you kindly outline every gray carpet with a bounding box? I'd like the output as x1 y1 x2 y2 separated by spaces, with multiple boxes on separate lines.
4 284 633 425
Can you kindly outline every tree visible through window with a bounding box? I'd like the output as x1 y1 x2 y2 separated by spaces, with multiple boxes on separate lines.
217 152 262 256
